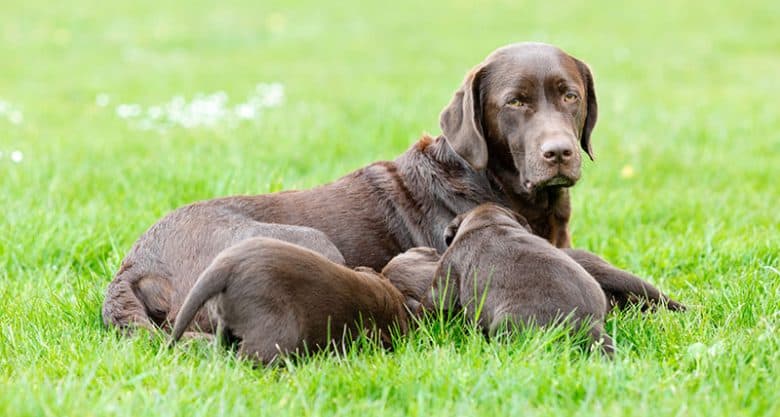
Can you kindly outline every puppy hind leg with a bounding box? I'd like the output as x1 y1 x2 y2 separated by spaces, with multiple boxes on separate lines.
588 324 614 358
102 272 163 333
135 275 174 329
238 312 301 366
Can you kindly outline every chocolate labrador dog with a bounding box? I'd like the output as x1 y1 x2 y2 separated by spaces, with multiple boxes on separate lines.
170 238 430 365
434 204 614 354
103 42 601 333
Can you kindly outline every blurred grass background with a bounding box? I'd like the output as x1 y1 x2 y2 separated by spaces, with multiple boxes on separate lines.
1 0 779 416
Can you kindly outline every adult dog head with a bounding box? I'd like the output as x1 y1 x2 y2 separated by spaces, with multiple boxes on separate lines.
440 42 597 195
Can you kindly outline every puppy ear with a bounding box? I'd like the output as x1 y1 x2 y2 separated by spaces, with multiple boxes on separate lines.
440 65 489 170
444 214 465 247
510 211 533 233
574 59 597 161
410 247 440 260
494 205 533 232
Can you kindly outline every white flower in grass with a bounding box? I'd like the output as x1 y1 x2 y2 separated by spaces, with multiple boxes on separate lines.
213 91 228 103
254 83 284 107
8 111 23 125
235 103 257 120
111 83 284 130
10 150 23 163
147 106 163 120
116 104 142 119
0 99 24 125
95 93 110 107
189 93 228 127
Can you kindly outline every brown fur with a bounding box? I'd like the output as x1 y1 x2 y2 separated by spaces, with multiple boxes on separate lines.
103 223 344 332
103 42 599 334
434 204 614 355
381 247 441 317
376 248 685 318
562 249 686 312
170 238 407 365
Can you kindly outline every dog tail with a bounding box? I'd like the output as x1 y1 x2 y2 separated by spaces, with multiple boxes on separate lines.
589 324 615 358
170 259 233 344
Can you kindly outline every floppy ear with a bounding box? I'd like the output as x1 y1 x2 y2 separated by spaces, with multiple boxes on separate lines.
444 213 465 247
574 59 598 161
439 65 489 170
494 205 533 232
509 211 533 233
409 247 441 261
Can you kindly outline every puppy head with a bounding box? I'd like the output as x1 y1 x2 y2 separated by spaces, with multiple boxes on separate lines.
444 204 532 247
443 212 467 247
382 247 441 314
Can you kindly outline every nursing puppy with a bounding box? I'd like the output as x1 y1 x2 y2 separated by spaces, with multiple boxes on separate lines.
112 223 345 334
170 238 415 365
381 247 442 317
436 203 614 354
377 248 684 318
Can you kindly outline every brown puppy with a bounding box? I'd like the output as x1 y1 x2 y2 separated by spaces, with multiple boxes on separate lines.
380 247 442 316
380 246 679 355
104 223 345 333
170 238 408 365
378 249 685 318
104 42 602 334
435 204 614 354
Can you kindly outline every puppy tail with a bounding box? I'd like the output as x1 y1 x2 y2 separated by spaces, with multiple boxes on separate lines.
169 259 233 345
589 324 615 358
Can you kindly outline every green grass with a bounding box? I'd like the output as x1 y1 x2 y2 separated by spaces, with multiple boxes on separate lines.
2 0 779 415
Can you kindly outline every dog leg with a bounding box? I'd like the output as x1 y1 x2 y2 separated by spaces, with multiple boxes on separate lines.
564 249 686 312
102 271 165 333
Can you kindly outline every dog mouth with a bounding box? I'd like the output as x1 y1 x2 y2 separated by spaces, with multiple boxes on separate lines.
522 174 575 193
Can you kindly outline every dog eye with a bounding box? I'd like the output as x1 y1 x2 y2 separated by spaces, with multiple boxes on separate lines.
563 92 579 103
506 98 526 108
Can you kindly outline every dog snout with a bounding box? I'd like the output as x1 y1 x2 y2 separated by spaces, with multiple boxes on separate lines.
540 138 575 164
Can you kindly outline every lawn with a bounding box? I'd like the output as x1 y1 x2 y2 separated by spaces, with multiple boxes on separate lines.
1 0 779 416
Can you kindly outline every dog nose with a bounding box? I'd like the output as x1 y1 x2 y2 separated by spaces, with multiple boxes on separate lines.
540 139 574 164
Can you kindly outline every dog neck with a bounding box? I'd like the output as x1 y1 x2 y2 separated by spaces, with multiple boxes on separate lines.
390 135 507 252
490 177 571 246
413 134 571 248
